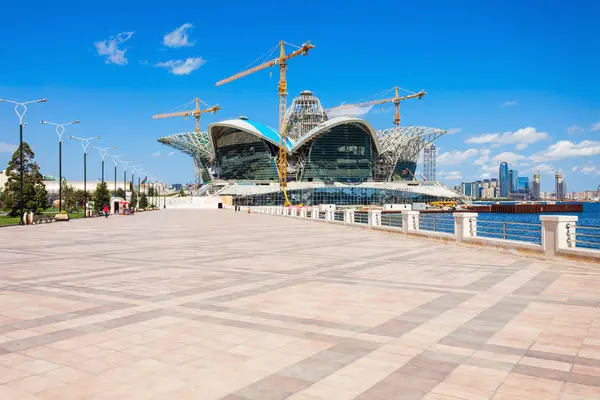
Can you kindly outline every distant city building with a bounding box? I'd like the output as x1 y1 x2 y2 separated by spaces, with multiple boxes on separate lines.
499 162 509 197
509 169 519 194
532 174 541 200
459 178 500 199
172 183 183 191
517 177 529 195
555 173 565 200
423 144 436 182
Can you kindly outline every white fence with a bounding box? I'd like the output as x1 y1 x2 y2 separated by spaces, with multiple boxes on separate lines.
238 206 600 264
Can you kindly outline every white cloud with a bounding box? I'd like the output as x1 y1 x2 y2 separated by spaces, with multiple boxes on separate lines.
491 152 527 164
327 104 374 118
572 166 578 172
515 143 528 150
438 171 462 181
168 151 175 156
591 122 600 131
94 32 134 65
156 57 206 75
480 172 491 179
473 148 491 166
437 149 479 166
466 127 549 148
567 125 584 135
580 164 600 175
446 128 461 135
532 164 557 174
163 23 194 48
530 140 600 162
0 142 17 153
152 151 161 157
500 101 518 108
466 133 499 144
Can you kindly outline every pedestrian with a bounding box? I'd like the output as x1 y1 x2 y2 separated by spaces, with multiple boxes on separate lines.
103 205 109 218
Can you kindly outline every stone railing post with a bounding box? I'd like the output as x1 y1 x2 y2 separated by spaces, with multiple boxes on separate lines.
368 210 382 227
299 208 307 218
344 209 355 224
325 209 334 221
540 216 578 256
312 207 320 220
453 212 478 243
401 211 420 234
290 208 298 217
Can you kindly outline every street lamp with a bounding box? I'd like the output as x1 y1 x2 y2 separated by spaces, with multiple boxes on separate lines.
40 120 79 213
109 154 127 193
69 136 100 217
91 146 116 184
129 164 142 201
0 98 46 224
121 160 131 198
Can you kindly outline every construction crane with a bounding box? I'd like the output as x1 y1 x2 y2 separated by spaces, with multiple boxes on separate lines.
326 87 426 126
152 98 220 133
216 40 315 207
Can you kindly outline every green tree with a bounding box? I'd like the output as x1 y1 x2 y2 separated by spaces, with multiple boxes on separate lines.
139 193 148 209
0 142 48 216
93 182 111 212
178 187 186 197
130 190 138 209
114 188 125 199
147 186 155 197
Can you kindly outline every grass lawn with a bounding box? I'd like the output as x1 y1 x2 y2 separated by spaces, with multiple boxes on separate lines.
0 215 20 226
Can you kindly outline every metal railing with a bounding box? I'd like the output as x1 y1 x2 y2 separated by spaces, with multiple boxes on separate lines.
473 219 542 245
419 215 454 234
318 211 325 219
381 213 403 228
567 223 600 250
333 210 344 222
355 212 368 224
306 210 312 218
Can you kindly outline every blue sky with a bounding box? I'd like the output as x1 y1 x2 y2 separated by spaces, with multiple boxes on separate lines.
0 0 599 192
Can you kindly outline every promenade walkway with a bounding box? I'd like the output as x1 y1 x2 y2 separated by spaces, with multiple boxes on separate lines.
0 210 599 399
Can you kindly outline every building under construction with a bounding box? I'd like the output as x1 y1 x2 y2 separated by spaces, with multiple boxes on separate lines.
158 91 457 205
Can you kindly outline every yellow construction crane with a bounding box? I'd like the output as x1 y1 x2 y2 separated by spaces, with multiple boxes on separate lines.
216 40 315 207
326 87 426 126
152 98 220 133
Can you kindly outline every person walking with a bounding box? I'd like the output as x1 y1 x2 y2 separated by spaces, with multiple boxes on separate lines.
103 205 109 218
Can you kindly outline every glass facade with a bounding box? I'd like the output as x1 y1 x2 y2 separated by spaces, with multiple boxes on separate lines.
232 187 455 206
499 162 509 197
518 177 529 194
301 124 374 183
215 130 278 181
509 169 518 194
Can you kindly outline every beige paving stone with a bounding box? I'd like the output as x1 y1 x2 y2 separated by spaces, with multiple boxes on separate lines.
1 210 599 399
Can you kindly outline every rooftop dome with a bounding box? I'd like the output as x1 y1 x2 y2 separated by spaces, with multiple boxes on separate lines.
284 91 328 141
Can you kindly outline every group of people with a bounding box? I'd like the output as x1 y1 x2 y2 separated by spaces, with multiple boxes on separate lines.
101 204 135 217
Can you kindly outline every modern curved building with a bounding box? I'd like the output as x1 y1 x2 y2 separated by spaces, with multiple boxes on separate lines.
158 91 458 205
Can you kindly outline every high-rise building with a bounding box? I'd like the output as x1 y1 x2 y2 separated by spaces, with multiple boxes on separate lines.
509 169 519 194
423 144 436 182
499 162 509 197
518 177 529 194
555 173 564 200
532 174 541 200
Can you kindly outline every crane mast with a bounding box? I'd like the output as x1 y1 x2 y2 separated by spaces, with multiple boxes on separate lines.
152 98 220 133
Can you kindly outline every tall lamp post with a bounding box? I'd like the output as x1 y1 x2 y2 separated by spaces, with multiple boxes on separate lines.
91 146 116 184
163 181 167 209
121 160 131 198
109 154 127 193
69 136 100 217
0 98 46 224
40 120 79 213
129 164 142 204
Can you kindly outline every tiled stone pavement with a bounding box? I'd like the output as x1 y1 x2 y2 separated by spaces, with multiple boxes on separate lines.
1 210 600 399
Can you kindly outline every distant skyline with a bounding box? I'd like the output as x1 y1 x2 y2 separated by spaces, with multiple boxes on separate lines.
0 0 599 192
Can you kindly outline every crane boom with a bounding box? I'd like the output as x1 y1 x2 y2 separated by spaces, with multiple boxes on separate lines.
326 88 426 126
152 98 220 133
